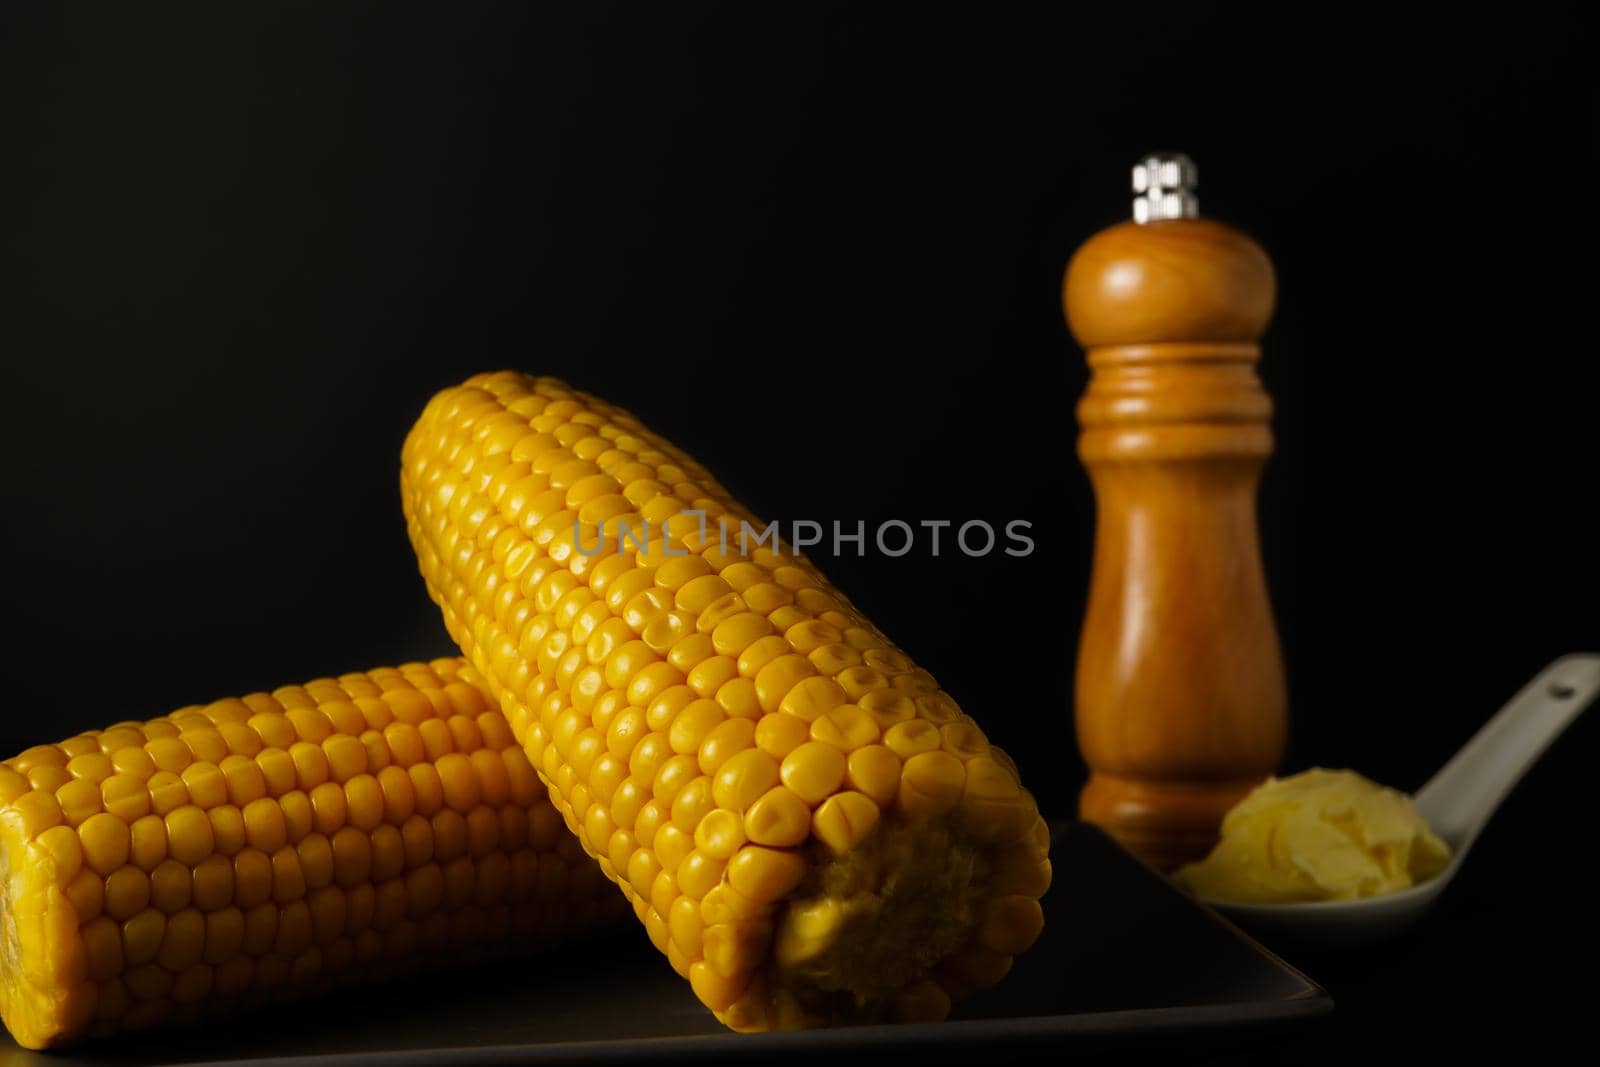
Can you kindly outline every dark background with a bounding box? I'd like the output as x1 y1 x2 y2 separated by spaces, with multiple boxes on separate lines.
3 1 1596 1059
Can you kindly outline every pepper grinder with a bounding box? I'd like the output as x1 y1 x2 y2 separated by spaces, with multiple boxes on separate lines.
1064 154 1287 870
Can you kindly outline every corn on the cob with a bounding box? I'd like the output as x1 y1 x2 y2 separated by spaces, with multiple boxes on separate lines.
401 372 1052 1030
0 657 623 1049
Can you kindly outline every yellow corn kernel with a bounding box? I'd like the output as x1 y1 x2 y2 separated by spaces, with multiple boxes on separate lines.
711 749 780 813
100 775 151 823
696 718 757 777
725 846 807 904
899 751 966 817
979 895 1047 956
692 809 747 860
128 815 166 871
711 613 775 658
753 714 809 761
77 813 131 876
742 787 812 848
103 867 150 921
56 779 103 827
0 659 625 1050
810 791 881 855
753 656 817 715
778 743 846 806
149 860 192 914
742 582 793 615
882 718 941 758
714 677 761 720
777 676 847 723
64 869 102 924
401 374 1050 1031
773 897 843 965
667 700 726 756
809 705 880 752
736 634 791 679
122 908 164 966
843 745 902 807
34 826 83 884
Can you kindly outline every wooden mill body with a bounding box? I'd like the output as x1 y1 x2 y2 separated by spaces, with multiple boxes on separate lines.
1065 210 1288 870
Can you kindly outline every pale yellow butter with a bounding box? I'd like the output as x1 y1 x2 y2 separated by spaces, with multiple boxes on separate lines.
1175 768 1451 904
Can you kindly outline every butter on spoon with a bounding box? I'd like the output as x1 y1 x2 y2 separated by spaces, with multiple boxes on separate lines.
1183 654 1600 943
1176 769 1450 904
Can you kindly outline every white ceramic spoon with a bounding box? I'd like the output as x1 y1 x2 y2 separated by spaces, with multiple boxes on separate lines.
1205 653 1600 944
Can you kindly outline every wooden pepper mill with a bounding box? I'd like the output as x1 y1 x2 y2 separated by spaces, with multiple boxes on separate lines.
1064 154 1287 870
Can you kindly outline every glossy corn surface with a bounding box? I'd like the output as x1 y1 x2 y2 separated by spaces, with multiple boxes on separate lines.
402 373 1052 1030
0 658 623 1049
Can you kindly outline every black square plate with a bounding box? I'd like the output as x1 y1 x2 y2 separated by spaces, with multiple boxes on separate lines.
6 823 1329 1065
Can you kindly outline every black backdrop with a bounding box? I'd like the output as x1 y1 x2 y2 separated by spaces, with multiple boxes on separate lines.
4 1 1597 1053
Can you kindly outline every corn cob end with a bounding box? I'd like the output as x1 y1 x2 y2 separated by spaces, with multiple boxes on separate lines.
1 776 90 1049
727 812 1048 1029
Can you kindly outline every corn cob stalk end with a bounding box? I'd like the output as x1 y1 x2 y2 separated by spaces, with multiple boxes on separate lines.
1 790 88 1048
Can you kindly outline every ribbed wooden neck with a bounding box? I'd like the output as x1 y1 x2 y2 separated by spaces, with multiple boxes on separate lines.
1077 341 1273 463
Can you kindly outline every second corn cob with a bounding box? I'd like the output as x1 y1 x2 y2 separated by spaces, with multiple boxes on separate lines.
0 658 624 1049
401 372 1052 1030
